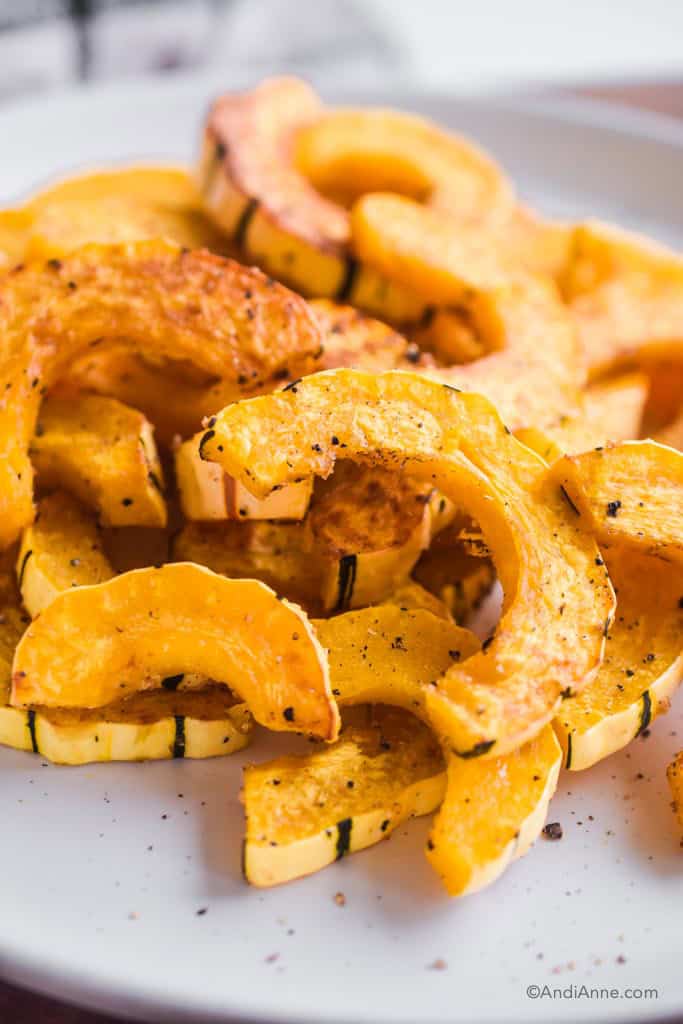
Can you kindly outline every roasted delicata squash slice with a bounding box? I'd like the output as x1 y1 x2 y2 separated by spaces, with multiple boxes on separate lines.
556 441 683 565
198 78 510 321
25 196 231 262
12 563 338 740
563 221 683 377
554 546 683 770
349 197 584 429
200 369 614 757
25 165 201 210
172 520 322 612
351 193 509 304
311 299 428 371
516 373 650 463
175 434 312 521
426 724 562 895
245 605 560 892
0 566 253 763
0 239 323 549
668 753 683 833
308 463 433 612
295 104 514 227
243 706 446 887
59 345 247 446
17 491 114 617
412 520 495 624
32 395 167 527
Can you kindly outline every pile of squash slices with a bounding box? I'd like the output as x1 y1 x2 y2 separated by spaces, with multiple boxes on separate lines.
1 77 682 897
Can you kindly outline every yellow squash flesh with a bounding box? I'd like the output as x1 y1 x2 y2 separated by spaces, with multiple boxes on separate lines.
0 238 323 548
556 441 683 565
554 546 683 770
201 369 614 757
175 435 312 522
32 395 166 527
243 707 446 887
245 605 561 893
17 492 114 617
11 563 338 740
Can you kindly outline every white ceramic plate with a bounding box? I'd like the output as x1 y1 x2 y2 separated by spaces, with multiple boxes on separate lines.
0 75 682 1024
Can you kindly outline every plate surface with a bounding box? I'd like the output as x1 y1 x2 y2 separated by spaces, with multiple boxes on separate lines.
0 74 682 1024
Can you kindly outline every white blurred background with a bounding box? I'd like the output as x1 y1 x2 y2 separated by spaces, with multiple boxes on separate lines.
0 0 681 102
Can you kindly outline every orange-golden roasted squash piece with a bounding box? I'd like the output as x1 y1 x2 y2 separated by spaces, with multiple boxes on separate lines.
11 563 338 740
516 373 649 462
26 165 201 210
668 753 683 833
173 463 434 614
17 491 114 617
24 196 231 262
295 105 514 228
198 79 511 322
412 520 495 624
175 434 312 522
200 369 614 757
350 198 584 429
556 441 683 565
32 395 166 527
0 239 323 548
351 193 508 304
243 706 446 888
311 299 428 371
308 463 432 612
172 520 321 612
554 546 683 771
563 221 683 377
311 605 560 896
427 724 561 895
59 345 247 445
0 558 254 764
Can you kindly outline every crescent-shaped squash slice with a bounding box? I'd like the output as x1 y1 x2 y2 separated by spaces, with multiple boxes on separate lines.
516 372 650 463
426 725 561 895
175 435 312 521
350 196 584 429
0 592 253 764
172 520 321 612
0 239 323 549
17 492 114 617
311 299 429 371
24 196 231 262
245 606 560 892
295 105 514 228
243 706 446 887
200 369 614 757
59 346 250 446
25 165 201 210
668 753 683 833
32 395 166 527
555 441 683 565
0 550 253 764
562 221 683 378
11 563 338 740
554 546 683 771
198 79 509 323
308 463 432 612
